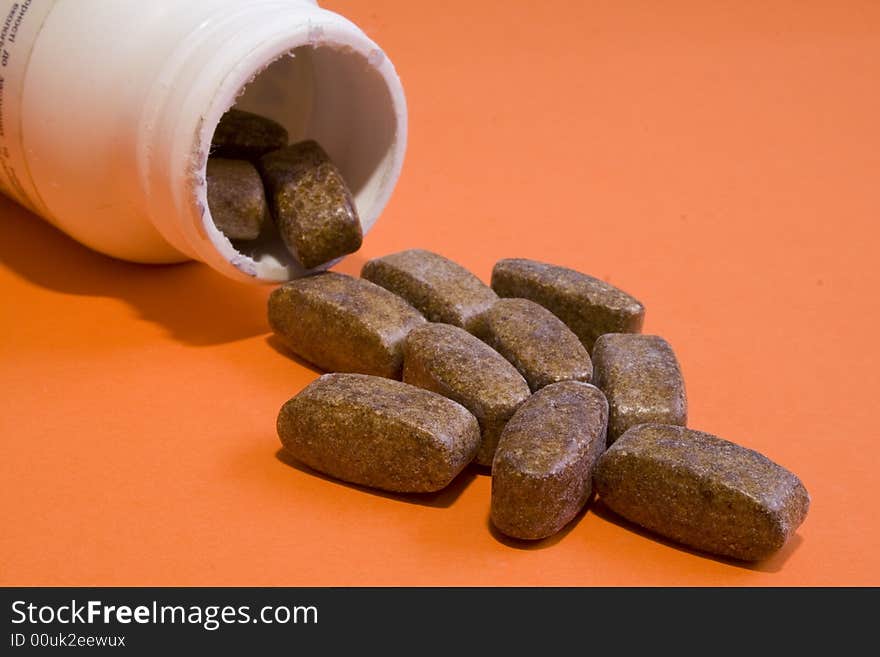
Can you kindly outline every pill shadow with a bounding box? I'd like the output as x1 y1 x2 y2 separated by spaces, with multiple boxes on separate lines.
590 499 803 572
275 448 477 509
470 463 492 477
488 494 596 550
0 196 272 346
265 335 324 374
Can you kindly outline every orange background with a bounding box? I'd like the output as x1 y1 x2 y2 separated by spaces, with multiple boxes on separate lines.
2 0 878 586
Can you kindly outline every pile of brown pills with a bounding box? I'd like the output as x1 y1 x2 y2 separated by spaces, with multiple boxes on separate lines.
270 248 809 561
207 109 361 270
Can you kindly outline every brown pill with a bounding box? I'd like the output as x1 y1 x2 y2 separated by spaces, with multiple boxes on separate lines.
268 272 426 378
491 381 608 540
403 323 530 466
260 141 362 270
474 298 592 392
594 424 810 561
211 108 289 160
278 373 480 493
591 333 687 444
205 158 269 240
491 258 645 352
362 249 498 334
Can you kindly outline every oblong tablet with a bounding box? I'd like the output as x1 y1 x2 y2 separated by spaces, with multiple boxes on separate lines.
475 298 592 391
260 141 362 269
403 323 531 466
268 272 426 378
278 374 481 493
591 333 686 444
491 258 644 351
211 108 288 160
491 382 608 540
594 424 811 561
206 158 269 240
362 249 498 334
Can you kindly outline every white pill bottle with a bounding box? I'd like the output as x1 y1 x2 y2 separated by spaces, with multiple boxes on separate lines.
0 0 407 282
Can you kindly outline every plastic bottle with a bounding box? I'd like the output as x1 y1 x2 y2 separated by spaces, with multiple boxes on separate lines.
0 0 407 282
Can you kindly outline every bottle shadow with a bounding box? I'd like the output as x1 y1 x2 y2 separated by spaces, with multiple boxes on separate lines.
0 196 272 345
274 447 477 509
590 499 804 573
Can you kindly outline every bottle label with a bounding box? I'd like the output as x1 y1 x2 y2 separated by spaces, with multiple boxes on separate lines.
0 0 53 215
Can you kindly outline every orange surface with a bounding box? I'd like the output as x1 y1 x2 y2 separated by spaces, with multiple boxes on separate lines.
2 0 878 586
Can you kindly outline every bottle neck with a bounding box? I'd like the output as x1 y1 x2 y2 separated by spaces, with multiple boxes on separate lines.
141 1 407 283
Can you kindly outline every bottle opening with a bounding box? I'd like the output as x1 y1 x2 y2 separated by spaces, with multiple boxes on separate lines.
199 36 405 282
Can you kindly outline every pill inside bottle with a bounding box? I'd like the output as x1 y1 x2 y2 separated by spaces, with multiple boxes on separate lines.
198 38 406 282
0 1 407 284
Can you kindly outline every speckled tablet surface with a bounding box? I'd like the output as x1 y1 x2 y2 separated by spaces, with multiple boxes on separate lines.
594 424 810 561
491 258 644 351
206 158 269 240
474 297 592 391
362 249 497 334
403 323 530 466
211 108 289 160
491 381 608 540
268 272 425 378
260 141 362 269
591 333 686 444
278 373 480 493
